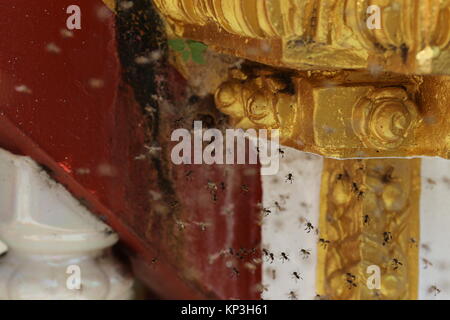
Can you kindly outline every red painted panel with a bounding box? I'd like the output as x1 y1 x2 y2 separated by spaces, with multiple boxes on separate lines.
0 0 261 299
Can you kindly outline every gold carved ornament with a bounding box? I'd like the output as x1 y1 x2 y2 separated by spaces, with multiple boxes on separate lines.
215 68 450 159
317 158 420 300
154 0 450 74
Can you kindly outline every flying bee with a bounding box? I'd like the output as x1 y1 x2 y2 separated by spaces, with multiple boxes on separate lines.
346 273 357 289
391 258 403 270
261 207 271 217
363 214 370 225
185 170 194 180
381 166 395 184
382 232 392 246
292 272 303 281
429 285 441 296
285 173 294 183
280 252 289 262
288 291 298 300
274 201 284 213
422 258 433 269
175 219 186 231
230 267 240 278
300 249 311 259
318 238 330 248
409 237 418 248
305 221 314 233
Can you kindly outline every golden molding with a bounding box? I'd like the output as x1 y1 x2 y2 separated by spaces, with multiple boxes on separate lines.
154 0 450 74
316 158 420 300
214 67 450 159
102 0 116 11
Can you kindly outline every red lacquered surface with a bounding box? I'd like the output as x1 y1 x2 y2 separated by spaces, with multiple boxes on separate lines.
0 0 261 299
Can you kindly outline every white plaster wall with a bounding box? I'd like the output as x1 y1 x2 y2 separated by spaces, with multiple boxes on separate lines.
419 157 450 300
261 148 323 300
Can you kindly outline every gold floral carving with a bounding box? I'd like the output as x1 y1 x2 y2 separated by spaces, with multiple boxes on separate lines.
102 0 116 11
215 67 450 159
154 0 450 74
316 158 420 300
214 67 298 143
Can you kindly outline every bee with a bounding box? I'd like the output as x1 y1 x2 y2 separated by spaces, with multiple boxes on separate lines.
288 291 298 300
185 170 194 180
422 258 433 269
429 285 441 296
318 238 330 248
207 181 218 201
300 249 311 259
336 170 349 181
175 219 186 231
292 272 303 281
241 184 249 192
363 214 370 225
381 166 395 184
150 257 158 268
409 237 418 248
256 283 269 293
382 231 392 246
280 252 290 262
285 173 294 183
207 181 218 191
262 207 272 217
230 267 240 278
194 221 208 232
274 201 284 213
391 258 403 270
174 117 185 128
278 148 285 158
305 221 314 233
346 273 357 289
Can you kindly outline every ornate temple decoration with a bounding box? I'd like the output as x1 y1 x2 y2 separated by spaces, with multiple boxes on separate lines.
102 0 116 11
154 0 450 74
214 67 298 143
352 88 419 150
215 67 450 159
316 158 420 300
152 0 450 300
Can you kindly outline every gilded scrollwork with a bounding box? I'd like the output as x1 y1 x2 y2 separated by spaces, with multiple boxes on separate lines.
213 67 450 159
317 158 420 300
214 68 298 143
155 0 450 74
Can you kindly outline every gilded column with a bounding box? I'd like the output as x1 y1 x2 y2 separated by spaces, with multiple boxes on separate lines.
316 158 420 300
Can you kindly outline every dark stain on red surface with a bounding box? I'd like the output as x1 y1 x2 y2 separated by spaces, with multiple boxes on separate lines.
0 0 261 299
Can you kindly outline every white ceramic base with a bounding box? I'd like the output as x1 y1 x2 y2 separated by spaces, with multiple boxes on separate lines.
0 148 134 300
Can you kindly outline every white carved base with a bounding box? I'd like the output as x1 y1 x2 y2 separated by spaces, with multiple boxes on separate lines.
0 148 134 300
0 249 133 300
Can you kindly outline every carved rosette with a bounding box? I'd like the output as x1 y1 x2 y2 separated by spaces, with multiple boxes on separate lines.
352 88 419 150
